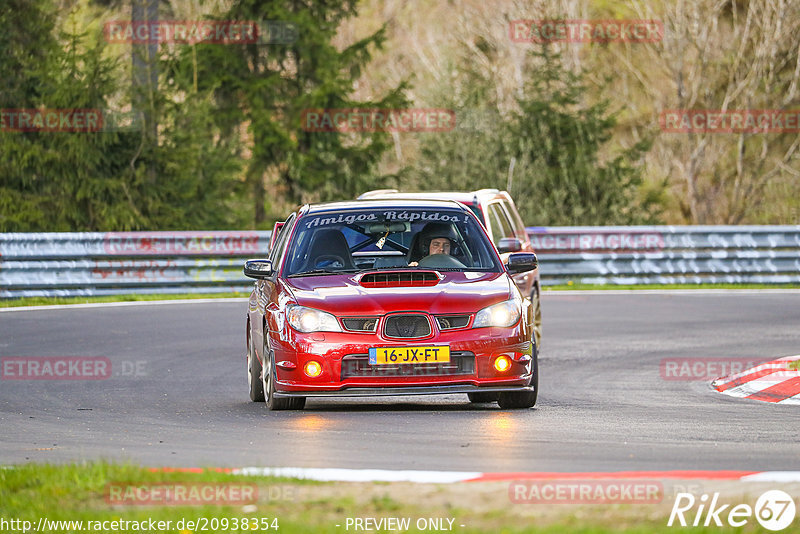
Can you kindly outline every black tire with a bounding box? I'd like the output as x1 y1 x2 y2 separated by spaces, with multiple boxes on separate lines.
262 346 305 410
248 334 265 402
531 284 542 349
497 353 538 409
467 392 499 403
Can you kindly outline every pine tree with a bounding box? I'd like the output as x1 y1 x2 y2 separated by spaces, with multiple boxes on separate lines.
412 50 664 226
188 0 407 227
0 1 143 231
0 0 249 231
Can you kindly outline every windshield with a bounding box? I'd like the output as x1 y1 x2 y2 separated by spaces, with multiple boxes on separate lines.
282 208 502 277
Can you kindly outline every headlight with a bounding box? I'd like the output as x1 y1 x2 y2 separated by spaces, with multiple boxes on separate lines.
286 304 342 333
473 296 522 328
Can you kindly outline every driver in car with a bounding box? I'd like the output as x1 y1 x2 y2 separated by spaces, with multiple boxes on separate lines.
409 222 458 266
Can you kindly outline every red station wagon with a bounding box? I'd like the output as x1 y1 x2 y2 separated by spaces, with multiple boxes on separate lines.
244 199 539 410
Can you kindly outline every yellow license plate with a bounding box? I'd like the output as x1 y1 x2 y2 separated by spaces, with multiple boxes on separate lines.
368 346 450 365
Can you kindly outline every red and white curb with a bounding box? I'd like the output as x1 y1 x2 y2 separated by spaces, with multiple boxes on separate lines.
712 355 800 404
154 467 800 483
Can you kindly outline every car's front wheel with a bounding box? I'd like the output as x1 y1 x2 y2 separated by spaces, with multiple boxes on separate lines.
497 354 538 409
531 284 542 349
247 333 264 402
467 392 499 403
261 344 305 411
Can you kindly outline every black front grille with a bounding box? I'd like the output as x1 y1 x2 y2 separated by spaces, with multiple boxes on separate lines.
435 315 471 330
341 317 379 332
383 314 431 338
341 352 475 378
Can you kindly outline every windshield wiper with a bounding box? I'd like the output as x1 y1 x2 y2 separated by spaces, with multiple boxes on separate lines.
288 268 360 278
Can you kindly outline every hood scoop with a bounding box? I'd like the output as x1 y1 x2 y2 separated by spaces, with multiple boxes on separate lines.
358 270 441 288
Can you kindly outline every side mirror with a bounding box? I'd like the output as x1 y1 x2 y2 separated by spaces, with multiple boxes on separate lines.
244 259 274 279
505 252 538 273
497 237 523 253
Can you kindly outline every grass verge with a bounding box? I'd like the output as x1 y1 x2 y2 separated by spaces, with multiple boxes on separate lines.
0 463 791 533
0 293 249 308
544 283 800 290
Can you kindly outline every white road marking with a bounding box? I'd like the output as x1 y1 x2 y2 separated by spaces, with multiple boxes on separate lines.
233 467 482 483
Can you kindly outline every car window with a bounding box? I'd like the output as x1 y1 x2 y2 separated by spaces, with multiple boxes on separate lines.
500 200 528 241
467 204 485 225
487 202 515 245
269 213 296 266
282 208 502 276
267 221 285 252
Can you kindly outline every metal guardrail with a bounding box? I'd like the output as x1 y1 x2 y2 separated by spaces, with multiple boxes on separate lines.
0 232 269 298
1 226 799 297
530 225 800 285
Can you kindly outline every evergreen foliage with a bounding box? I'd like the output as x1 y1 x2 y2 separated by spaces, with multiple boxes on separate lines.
188 0 408 227
412 51 664 226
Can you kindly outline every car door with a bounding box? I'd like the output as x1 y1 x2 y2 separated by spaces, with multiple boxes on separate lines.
500 199 538 297
249 214 296 365
487 201 532 294
501 199 533 252
486 201 514 247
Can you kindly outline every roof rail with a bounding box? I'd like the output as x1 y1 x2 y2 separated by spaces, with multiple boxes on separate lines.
473 188 501 195
357 189 400 199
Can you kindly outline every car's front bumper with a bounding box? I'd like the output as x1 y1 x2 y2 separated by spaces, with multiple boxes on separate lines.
270 327 535 394
273 384 535 398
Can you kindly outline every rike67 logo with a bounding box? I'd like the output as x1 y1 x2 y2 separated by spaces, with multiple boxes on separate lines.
668 490 796 531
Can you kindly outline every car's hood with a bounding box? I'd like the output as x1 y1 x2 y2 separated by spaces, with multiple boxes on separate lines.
285 271 512 316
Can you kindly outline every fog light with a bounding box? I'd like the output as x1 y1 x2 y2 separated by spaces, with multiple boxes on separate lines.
304 361 322 378
494 355 512 373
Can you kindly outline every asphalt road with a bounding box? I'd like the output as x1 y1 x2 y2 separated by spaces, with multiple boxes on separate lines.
1 293 799 472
